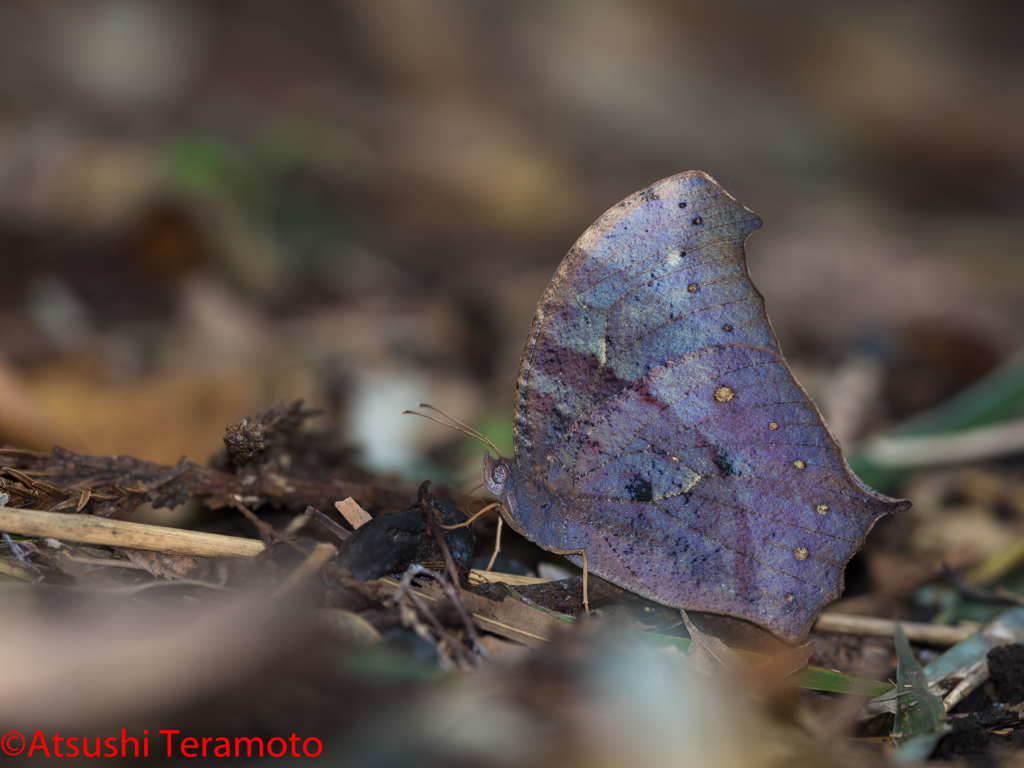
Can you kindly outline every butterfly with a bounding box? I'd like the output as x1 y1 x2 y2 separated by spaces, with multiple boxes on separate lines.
482 171 909 642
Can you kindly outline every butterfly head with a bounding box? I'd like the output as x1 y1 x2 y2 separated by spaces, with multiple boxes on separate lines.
483 451 511 497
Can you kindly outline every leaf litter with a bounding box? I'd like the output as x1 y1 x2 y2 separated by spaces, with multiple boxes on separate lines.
5 396 1024 765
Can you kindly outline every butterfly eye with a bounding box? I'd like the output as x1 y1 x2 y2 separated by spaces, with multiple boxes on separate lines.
491 463 508 485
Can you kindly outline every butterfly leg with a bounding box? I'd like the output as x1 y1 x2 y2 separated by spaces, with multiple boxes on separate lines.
485 515 503 571
441 501 499 530
548 546 590 614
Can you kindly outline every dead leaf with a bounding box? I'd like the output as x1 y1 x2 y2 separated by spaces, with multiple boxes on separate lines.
682 610 748 676
119 547 204 580
749 642 815 694
377 576 569 649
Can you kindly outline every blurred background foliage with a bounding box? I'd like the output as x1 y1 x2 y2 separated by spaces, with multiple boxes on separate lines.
0 0 1022 488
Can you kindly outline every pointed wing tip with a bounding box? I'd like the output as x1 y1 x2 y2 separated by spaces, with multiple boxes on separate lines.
630 171 761 231
676 170 762 229
681 169 717 183
862 491 911 515
869 493 912 515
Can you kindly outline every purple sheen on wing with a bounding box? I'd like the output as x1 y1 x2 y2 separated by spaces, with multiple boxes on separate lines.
496 171 909 642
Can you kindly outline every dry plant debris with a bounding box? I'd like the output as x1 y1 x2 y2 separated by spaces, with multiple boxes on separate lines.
4 400 1024 765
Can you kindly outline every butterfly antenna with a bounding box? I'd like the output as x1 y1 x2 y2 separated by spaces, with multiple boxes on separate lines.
417 403 494 444
402 404 502 456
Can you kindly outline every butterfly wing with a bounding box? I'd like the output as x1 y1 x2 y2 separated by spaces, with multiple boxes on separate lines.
509 171 908 641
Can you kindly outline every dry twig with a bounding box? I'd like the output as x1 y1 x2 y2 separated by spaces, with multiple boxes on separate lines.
392 564 480 670
814 613 977 646
270 542 339 598
0 507 266 558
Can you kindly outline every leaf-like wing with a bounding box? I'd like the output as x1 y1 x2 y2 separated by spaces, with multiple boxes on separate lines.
507 171 908 641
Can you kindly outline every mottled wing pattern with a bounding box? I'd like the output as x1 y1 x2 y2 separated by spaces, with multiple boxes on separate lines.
512 172 907 641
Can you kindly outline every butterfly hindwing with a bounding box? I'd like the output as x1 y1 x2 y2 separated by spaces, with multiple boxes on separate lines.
556 344 896 639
